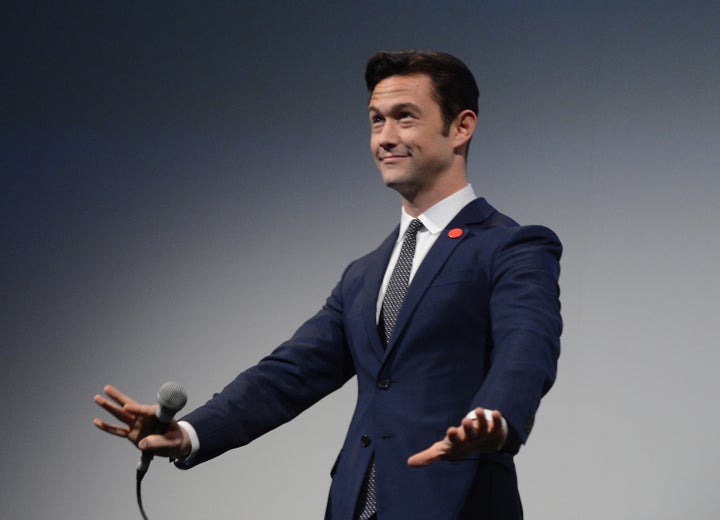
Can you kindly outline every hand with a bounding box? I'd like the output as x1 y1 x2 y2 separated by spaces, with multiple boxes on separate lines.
93 385 191 460
407 407 507 467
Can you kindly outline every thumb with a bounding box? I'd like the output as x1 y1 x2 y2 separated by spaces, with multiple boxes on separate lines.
139 429 188 458
407 442 445 467
138 433 168 451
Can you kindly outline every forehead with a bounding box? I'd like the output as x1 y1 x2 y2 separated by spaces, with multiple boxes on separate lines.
368 73 438 111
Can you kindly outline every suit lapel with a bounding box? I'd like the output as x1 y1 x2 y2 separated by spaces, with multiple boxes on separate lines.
362 228 398 361
383 198 497 358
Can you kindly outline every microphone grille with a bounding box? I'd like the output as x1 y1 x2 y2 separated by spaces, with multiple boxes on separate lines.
157 381 188 412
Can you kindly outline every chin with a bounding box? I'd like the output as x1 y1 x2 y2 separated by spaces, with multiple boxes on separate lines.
382 177 404 190
383 179 417 200
380 170 409 187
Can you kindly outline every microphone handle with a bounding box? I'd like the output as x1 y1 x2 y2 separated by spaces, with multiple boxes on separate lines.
136 419 171 479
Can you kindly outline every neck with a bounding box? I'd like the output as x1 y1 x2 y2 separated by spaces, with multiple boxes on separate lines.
400 175 468 217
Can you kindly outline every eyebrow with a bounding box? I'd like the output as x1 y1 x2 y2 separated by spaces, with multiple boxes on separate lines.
368 102 422 115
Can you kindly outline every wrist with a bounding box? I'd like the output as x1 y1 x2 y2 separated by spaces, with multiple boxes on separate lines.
175 420 199 465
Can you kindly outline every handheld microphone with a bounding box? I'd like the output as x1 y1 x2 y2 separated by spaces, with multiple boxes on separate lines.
137 382 188 479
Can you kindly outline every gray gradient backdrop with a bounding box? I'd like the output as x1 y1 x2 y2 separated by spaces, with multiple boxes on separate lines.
3 1 719 518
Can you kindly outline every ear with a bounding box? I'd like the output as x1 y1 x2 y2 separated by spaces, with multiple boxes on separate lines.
452 109 477 152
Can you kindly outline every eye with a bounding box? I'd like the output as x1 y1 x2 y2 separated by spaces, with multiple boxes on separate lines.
370 114 384 125
399 111 414 120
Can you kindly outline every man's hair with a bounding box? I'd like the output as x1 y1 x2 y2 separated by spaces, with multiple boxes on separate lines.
365 50 479 134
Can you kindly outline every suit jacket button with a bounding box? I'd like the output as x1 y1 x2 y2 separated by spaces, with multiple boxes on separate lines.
377 378 391 389
361 434 371 447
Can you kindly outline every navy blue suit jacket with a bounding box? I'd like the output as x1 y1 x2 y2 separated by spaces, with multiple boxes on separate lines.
180 198 562 519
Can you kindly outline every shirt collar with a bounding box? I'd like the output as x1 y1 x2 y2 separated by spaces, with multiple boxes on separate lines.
398 184 477 237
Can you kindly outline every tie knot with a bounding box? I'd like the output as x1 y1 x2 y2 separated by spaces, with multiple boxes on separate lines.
406 218 423 238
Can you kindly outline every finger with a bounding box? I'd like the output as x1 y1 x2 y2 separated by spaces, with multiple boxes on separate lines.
447 425 464 444
124 402 158 418
102 385 137 407
470 407 495 436
407 441 448 467
94 394 136 424
138 432 180 454
142 427 192 459
483 409 496 434
407 451 432 467
93 418 130 438
461 417 479 438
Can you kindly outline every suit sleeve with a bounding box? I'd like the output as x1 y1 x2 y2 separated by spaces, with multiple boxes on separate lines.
178 277 356 467
473 225 562 453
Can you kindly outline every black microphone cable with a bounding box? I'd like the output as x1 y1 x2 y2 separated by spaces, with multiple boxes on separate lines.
137 468 150 520
135 382 187 519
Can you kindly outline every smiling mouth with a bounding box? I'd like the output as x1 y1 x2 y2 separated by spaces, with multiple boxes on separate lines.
380 154 409 162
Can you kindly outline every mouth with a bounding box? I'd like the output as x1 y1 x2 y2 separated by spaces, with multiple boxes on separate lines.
379 154 409 163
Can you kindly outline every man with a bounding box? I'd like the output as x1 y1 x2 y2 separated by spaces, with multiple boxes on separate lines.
95 50 562 519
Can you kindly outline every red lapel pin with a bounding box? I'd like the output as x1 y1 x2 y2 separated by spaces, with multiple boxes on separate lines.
448 228 463 239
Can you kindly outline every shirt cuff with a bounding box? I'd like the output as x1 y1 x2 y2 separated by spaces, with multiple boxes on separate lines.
465 409 509 450
175 420 200 467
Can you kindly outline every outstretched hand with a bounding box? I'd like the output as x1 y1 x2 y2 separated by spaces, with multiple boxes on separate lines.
407 408 507 467
93 385 191 459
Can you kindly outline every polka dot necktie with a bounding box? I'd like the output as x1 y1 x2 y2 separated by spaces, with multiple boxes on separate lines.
380 218 424 344
356 218 423 520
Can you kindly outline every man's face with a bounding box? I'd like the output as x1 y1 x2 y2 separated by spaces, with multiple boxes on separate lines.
368 74 456 197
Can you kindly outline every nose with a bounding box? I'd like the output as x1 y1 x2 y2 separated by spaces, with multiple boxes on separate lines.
377 120 398 150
